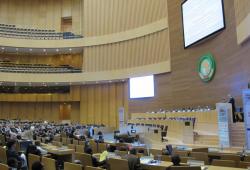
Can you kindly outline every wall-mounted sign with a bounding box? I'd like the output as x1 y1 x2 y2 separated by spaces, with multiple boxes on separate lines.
198 53 216 82
216 103 232 148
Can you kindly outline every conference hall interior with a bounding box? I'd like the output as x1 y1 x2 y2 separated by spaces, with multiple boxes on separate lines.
0 0 250 170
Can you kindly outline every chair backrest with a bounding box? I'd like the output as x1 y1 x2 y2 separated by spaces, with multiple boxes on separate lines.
98 143 107 153
74 152 93 167
114 150 128 157
192 148 208 153
42 157 56 170
73 139 79 145
244 156 250 162
28 154 41 170
67 138 73 145
238 161 250 168
62 138 67 145
79 141 85 145
170 166 201 170
220 154 241 162
108 158 129 170
68 144 76 151
54 136 61 142
52 141 62 147
212 159 236 167
161 155 171 162
180 157 193 163
190 152 209 165
174 150 189 157
85 166 105 170
0 163 9 170
64 162 83 170
76 145 84 153
0 146 7 164
89 140 97 154
149 148 162 156
0 135 6 146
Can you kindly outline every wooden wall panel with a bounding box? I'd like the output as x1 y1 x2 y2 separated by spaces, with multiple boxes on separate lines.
0 0 81 32
234 0 250 26
83 0 168 36
0 86 80 102
129 0 250 113
84 29 170 72
80 82 127 128
0 53 83 69
0 102 79 122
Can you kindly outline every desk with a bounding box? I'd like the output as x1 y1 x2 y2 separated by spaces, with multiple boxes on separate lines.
207 166 246 170
140 161 173 170
41 144 74 162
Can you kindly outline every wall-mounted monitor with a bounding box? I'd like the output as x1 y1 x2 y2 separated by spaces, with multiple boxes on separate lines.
181 0 225 48
129 75 154 99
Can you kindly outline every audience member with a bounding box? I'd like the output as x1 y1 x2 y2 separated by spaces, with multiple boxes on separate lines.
32 161 44 170
6 139 27 168
122 148 140 170
85 147 106 167
7 158 18 169
171 155 181 166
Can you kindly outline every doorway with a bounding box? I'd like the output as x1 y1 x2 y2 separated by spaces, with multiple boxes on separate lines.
59 103 71 120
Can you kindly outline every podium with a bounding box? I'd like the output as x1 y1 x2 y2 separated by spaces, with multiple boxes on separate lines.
242 90 250 149
216 103 233 148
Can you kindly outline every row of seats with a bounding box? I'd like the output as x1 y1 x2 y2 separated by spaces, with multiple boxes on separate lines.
0 61 81 73
0 23 83 40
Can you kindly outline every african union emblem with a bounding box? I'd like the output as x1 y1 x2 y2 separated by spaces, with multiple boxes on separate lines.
198 53 216 82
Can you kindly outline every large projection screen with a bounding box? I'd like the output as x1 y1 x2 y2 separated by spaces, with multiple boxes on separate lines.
129 75 154 99
181 0 225 48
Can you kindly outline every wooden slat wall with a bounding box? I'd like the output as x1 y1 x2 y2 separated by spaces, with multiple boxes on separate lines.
0 102 79 122
83 0 168 36
0 53 83 69
0 0 81 32
129 0 250 112
84 29 170 71
234 0 250 26
80 82 128 128
0 86 80 102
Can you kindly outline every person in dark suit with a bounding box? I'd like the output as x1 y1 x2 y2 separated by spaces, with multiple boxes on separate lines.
122 148 141 170
32 161 44 170
171 155 181 166
228 94 236 122
85 147 106 167
6 140 23 162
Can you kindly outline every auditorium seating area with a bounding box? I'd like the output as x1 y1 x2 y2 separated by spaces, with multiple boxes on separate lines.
0 120 249 170
0 23 83 40
0 61 81 73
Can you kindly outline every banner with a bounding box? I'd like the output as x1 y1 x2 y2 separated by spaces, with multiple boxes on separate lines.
216 103 232 148
242 90 250 149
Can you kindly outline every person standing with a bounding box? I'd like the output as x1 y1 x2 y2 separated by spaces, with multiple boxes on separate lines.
228 94 236 122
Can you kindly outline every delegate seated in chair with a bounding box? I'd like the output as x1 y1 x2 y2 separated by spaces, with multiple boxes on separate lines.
171 155 181 166
6 139 27 168
122 148 141 170
85 147 106 167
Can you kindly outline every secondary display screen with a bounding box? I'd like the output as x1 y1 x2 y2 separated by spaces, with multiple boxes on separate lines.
181 0 225 48
129 75 154 99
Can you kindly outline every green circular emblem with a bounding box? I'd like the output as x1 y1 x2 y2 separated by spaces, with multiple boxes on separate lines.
198 53 216 82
